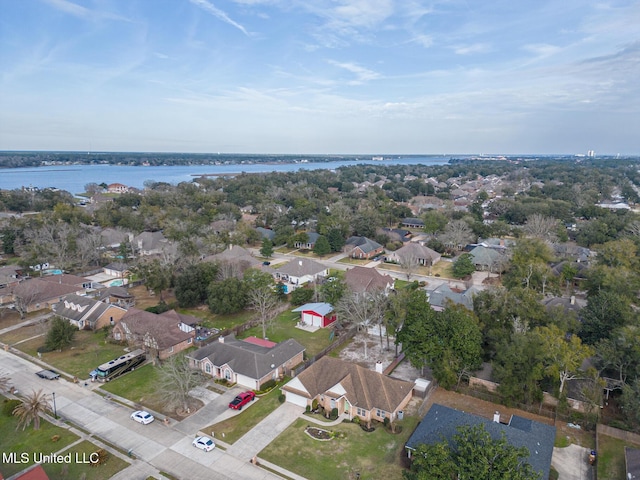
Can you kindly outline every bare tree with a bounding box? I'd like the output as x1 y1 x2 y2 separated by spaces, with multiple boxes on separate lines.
399 251 420 281
335 291 387 359
522 214 559 241
13 389 51 431
155 354 204 413
247 285 280 339
76 228 104 270
12 280 41 319
440 219 474 251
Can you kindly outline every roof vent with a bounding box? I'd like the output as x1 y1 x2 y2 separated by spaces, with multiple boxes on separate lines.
493 411 500 423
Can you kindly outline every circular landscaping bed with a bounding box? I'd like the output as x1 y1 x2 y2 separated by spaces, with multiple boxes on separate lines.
305 426 333 441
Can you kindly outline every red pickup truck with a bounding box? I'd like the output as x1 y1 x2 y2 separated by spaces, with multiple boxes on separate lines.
228 391 256 410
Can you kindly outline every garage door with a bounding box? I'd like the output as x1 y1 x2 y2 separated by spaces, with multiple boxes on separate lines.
285 391 308 408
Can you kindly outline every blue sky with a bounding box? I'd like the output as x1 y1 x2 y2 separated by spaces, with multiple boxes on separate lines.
1 0 638 155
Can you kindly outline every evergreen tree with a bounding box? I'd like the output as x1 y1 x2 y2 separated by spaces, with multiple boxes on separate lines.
313 235 331 256
260 238 274 258
45 317 76 352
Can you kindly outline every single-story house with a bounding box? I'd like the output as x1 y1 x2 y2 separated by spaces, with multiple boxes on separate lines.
294 232 320 250
401 217 425 229
281 356 414 424
0 265 23 290
427 284 480 311
52 294 127 330
405 404 556 480
10 278 85 314
273 258 328 290
40 273 93 290
131 231 172 256
379 228 412 243
344 266 394 293
203 244 261 277
98 286 135 309
188 334 305 390
344 236 384 259
467 245 507 272
99 228 132 249
256 227 276 242
103 262 130 279
385 242 441 267
112 308 197 360
292 302 336 328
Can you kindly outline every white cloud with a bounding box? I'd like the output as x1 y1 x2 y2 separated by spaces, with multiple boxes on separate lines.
189 0 250 36
453 43 491 55
327 60 381 84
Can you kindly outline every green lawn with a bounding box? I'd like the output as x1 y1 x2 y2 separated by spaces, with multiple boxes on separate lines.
238 310 333 357
15 329 129 380
337 257 370 265
260 416 419 480
202 383 286 444
0 397 80 478
99 364 163 411
177 308 254 332
597 434 640 480
41 440 130 480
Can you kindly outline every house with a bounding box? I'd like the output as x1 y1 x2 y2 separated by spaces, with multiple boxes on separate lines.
427 284 480 311
203 244 261 277
99 228 132 249
10 278 85 314
379 227 412 243
103 262 130 279
292 303 336 328
131 231 172 256
112 308 197 360
273 258 328 290
385 242 441 266
0 265 22 290
98 286 135 309
467 245 507 272
401 217 425 229
294 232 320 250
344 236 384 259
405 404 556 479
625 447 640 480
344 266 394 293
40 273 93 290
52 294 127 330
281 356 414 424
256 227 276 242
189 334 305 390
107 183 130 194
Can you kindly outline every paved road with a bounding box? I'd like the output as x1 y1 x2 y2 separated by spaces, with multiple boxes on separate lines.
552 444 595 480
0 348 289 480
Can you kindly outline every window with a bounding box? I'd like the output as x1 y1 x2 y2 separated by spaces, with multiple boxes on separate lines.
224 369 232 380
168 346 174 353
187 338 192 344
205 363 211 374
357 407 366 417
376 409 386 419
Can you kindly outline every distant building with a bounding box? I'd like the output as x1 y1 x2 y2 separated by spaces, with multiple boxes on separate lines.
107 183 130 194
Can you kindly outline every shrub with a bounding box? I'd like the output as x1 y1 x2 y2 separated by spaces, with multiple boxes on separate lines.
383 417 390 427
306 405 311 413
51 435 61 442
352 416 360 424
291 288 314 306
261 379 277 391
278 394 285 403
330 407 339 420
311 399 318 410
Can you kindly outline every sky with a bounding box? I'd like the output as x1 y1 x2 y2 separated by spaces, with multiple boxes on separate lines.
0 0 639 155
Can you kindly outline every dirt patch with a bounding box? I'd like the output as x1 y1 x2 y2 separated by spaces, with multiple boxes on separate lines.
336 332 423 383
128 285 176 310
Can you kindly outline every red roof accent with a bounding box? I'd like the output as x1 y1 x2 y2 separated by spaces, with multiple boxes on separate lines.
13 464 50 480
243 336 277 348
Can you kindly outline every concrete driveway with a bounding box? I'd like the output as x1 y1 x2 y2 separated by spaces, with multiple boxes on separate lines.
552 444 595 480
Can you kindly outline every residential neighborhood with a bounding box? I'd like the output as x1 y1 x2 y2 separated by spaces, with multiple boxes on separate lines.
2 157 640 480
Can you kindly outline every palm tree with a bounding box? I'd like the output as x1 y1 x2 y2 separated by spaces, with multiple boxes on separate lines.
0 375 10 393
12 389 51 431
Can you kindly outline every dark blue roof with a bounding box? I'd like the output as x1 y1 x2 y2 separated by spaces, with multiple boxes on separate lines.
406 404 555 479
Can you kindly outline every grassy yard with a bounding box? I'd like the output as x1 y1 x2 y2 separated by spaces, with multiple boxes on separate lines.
202 383 286 444
176 307 254 332
41 440 130 480
597 434 640 480
13 329 129 380
239 310 333 357
99 363 163 411
337 257 370 265
0 397 80 478
260 416 419 480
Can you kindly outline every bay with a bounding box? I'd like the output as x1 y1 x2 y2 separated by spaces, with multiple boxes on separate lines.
0 156 451 194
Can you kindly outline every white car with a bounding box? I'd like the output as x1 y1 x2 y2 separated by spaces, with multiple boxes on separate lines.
192 436 215 452
130 410 154 425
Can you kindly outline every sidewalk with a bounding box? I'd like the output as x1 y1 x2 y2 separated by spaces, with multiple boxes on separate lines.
0 312 52 336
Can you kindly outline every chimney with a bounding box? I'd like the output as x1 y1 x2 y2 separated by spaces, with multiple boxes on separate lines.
570 296 575 305
493 411 500 423
375 360 384 374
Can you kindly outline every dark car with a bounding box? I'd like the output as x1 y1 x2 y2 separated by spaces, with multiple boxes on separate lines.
228 391 256 410
36 369 60 380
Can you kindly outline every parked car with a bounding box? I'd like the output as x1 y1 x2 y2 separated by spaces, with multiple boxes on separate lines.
228 391 256 410
36 369 60 380
192 436 215 452
130 410 154 425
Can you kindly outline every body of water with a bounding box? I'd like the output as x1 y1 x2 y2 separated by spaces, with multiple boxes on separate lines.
0 156 451 193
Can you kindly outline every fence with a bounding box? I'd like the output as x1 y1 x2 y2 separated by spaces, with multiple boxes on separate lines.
292 326 357 376
597 423 640 444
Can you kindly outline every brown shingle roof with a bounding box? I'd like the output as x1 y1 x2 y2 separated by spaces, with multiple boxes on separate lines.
344 266 393 293
285 356 413 412
117 308 193 349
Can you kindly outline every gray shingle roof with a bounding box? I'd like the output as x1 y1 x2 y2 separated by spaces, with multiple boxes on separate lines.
52 294 111 324
275 258 326 277
191 334 305 380
406 404 556 479
345 236 383 254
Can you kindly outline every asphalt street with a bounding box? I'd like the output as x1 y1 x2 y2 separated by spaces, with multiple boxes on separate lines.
0 348 292 480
